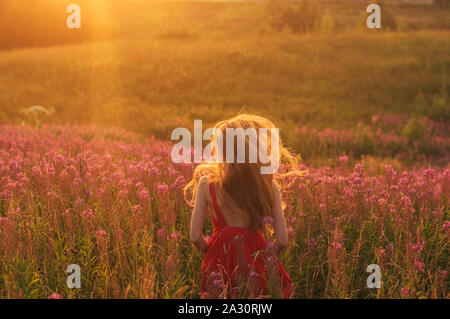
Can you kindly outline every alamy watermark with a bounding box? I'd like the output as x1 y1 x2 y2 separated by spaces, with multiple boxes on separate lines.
171 120 280 174
66 4 81 29
66 264 81 289
366 4 381 29
61 262 380 290
366 264 381 289
64 3 382 30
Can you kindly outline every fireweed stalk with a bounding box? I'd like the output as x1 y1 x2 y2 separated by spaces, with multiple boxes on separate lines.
0 124 447 298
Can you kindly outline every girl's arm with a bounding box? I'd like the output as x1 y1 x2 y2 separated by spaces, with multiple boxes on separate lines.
189 178 209 253
272 181 289 253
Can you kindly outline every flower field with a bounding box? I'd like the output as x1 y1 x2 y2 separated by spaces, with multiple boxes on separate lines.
0 122 448 298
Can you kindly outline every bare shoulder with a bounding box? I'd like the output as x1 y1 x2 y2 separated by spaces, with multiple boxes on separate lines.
272 179 282 198
197 176 210 200
198 176 210 188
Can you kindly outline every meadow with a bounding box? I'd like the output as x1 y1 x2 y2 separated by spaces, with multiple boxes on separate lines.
1 1 449 142
0 0 448 298
0 123 448 298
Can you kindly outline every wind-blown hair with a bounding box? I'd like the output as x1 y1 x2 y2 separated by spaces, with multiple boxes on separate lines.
184 114 306 230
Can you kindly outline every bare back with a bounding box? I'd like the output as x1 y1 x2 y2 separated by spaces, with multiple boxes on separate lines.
191 176 289 253
206 183 251 228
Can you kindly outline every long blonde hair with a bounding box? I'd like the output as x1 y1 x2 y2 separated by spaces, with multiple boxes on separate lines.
184 114 305 230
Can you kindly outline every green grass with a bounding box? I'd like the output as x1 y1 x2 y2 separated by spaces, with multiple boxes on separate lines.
0 1 448 299
0 1 448 141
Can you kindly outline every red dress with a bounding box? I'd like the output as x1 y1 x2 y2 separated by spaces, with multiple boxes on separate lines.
201 183 293 299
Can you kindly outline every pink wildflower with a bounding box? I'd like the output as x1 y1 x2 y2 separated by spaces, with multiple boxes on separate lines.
156 182 169 195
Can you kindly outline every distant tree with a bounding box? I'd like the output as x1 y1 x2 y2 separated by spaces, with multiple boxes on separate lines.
266 0 322 34
379 1 397 31
266 0 285 32
433 0 450 7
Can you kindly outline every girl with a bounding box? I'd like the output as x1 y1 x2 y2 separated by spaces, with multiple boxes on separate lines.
185 114 304 299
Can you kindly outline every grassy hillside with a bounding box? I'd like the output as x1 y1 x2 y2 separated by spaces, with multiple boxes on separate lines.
0 1 448 299
0 1 448 163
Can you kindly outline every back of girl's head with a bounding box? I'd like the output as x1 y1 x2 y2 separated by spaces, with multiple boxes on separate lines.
184 114 305 229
